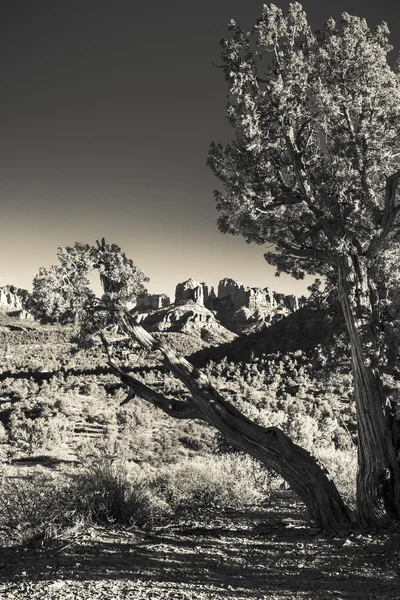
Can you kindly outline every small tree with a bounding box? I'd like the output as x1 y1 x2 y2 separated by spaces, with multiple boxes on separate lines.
29 239 149 329
207 3 400 526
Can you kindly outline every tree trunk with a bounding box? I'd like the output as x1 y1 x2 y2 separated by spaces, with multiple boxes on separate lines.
337 255 400 527
112 312 351 533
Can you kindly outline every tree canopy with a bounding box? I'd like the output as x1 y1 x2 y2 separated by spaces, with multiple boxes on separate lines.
208 3 400 278
29 239 149 330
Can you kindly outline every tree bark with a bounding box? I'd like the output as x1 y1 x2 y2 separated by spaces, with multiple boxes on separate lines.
337 255 400 527
112 311 351 533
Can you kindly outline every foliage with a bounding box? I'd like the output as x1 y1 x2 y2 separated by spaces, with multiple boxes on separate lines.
316 447 357 507
8 400 73 456
72 458 166 527
28 239 149 331
0 471 73 546
208 2 400 526
208 4 400 278
150 454 268 512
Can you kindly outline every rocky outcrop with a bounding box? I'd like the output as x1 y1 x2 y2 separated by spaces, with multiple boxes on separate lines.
136 294 171 312
134 301 236 345
0 286 30 313
216 278 298 313
141 303 216 332
135 277 300 335
175 279 211 307
205 278 300 334
274 293 299 312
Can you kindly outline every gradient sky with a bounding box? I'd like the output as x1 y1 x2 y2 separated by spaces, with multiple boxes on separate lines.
1 0 398 300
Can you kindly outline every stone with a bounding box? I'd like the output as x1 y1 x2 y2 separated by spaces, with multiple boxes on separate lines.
215 278 298 314
136 294 171 312
0 286 30 313
207 278 300 334
175 279 207 306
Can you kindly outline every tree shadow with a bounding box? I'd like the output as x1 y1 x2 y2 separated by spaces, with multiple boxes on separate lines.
1 496 399 599
189 307 335 367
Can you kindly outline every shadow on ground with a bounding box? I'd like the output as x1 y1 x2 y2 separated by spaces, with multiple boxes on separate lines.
1 492 400 599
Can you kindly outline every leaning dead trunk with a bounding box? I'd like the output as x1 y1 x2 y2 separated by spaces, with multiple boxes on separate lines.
337 255 400 527
109 312 351 533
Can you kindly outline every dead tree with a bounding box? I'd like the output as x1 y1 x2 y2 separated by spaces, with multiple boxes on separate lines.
106 311 351 533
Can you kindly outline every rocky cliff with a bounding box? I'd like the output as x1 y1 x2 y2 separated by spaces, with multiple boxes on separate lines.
207 278 300 333
216 278 299 313
0 286 32 319
135 277 301 336
136 293 171 312
175 279 212 307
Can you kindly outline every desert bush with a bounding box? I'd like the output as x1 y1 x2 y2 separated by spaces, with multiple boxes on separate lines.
0 459 168 546
151 454 268 512
0 472 73 546
71 458 168 526
315 446 357 507
8 405 72 457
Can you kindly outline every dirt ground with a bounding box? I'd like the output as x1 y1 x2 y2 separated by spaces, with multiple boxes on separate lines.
1 491 400 600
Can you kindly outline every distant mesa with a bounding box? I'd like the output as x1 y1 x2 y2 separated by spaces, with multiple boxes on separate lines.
216 278 298 312
175 278 213 307
1 276 300 331
0 286 33 320
133 277 301 336
210 278 300 333
136 293 171 312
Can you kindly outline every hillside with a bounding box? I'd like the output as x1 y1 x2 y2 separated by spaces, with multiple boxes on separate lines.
0 296 355 467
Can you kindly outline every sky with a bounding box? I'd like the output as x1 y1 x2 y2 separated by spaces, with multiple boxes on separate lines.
0 0 398 300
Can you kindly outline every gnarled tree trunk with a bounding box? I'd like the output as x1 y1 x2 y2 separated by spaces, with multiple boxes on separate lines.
108 312 352 533
337 255 400 527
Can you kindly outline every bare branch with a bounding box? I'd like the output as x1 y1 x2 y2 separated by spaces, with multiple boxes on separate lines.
113 314 351 531
342 106 377 207
108 360 201 420
285 127 321 218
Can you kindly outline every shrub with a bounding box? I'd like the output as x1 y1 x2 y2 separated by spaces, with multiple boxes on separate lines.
315 446 357 507
0 459 169 546
151 454 268 512
71 458 168 527
0 472 72 546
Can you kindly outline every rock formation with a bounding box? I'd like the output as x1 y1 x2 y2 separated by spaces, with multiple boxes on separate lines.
175 279 210 307
215 278 298 313
205 278 300 333
136 294 171 312
0 286 30 314
134 276 300 336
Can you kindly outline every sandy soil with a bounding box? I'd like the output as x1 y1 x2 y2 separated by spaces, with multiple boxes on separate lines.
1 492 400 600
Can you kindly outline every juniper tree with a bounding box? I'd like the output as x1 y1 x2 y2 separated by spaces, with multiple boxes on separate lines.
29 239 149 330
208 3 400 527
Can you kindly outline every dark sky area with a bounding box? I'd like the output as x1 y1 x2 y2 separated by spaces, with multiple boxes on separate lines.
1 0 398 299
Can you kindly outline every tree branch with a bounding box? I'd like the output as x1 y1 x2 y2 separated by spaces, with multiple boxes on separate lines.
285 127 321 218
276 240 336 265
366 170 400 257
113 313 351 532
108 360 201 420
